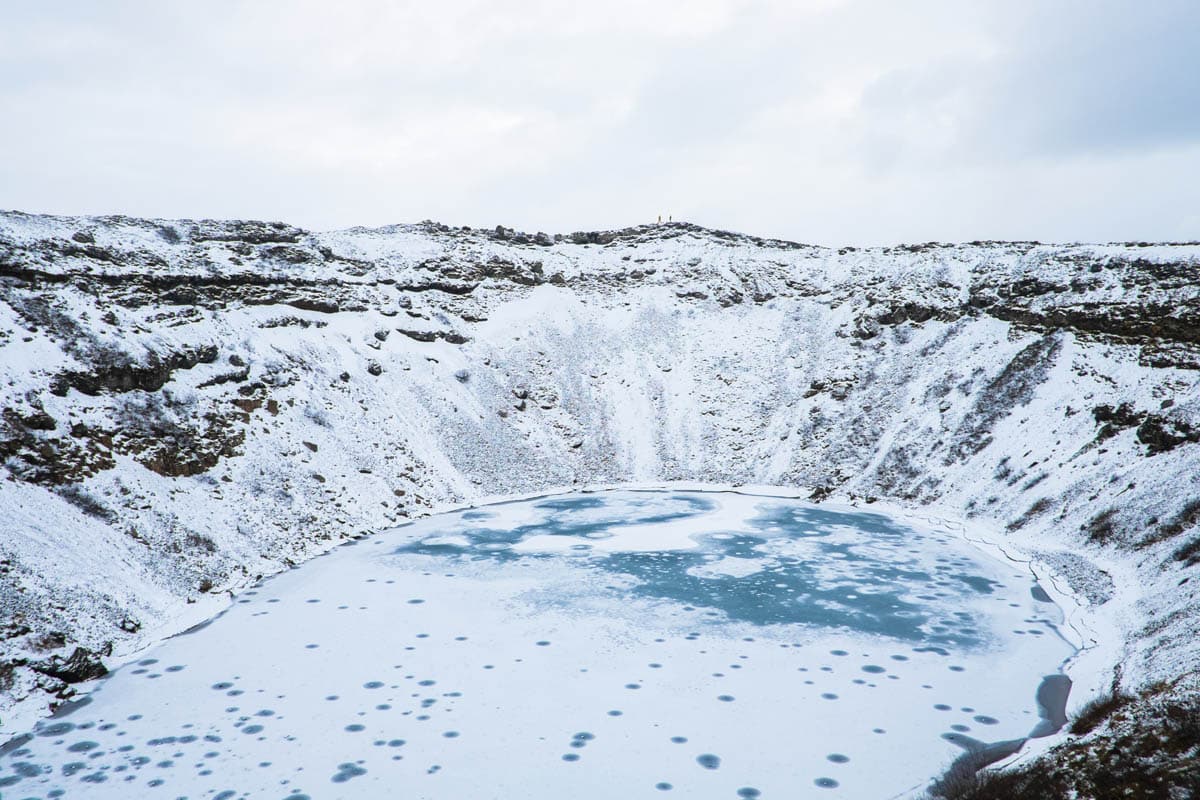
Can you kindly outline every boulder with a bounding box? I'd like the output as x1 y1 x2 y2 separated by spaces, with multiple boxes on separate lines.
31 647 108 683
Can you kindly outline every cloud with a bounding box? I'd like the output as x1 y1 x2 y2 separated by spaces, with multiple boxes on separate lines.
856 0 1200 165
0 0 1195 244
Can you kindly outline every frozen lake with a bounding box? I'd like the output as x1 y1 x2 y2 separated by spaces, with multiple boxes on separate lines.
0 490 1077 799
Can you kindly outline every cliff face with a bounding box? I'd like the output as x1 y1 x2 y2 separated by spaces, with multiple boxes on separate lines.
1 212 1198 793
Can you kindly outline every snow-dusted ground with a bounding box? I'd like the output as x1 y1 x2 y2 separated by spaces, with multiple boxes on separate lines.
0 213 1198 792
2 490 1078 799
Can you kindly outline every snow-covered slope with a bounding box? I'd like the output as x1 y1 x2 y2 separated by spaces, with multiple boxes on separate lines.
1 212 1198 793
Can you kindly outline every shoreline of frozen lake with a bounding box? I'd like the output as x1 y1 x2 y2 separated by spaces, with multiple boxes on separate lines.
1 489 1088 799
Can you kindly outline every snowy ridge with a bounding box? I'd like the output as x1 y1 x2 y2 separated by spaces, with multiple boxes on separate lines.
0 212 1198 783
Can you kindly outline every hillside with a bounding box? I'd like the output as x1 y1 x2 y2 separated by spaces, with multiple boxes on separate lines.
1 212 1198 796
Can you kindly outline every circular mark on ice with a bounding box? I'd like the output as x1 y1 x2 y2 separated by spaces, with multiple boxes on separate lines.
973 715 999 725
37 722 75 737
696 754 721 770
331 763 367 783
827 753 850 763
815 777 840 788
737 789 761 799
656 782 673 791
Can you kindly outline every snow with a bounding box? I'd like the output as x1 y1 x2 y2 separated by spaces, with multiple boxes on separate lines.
2 490 1078 799
0 212 1198 791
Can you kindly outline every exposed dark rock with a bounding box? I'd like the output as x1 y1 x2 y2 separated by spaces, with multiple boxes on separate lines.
111 395 247 478
394 328 447 343
199 362 252 387
287 297 339 314
26 632 66 652
1092 402 1145 443
51 345 219 397
571 230 617 245
0 620 32 640
188 220 306 245
1090 404 1199 454
15 410 57 431
1136 416 1200 455
31 647 108 683
398 326 441 343
876 302 939 325
463 256 546 286
396 279 477 295
1173 536 1200 567
0 413 116 484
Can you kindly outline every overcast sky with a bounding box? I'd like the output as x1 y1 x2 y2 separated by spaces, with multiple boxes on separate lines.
1 0 1197 245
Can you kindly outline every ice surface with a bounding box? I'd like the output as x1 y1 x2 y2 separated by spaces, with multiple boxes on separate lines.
0 491 1075 799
